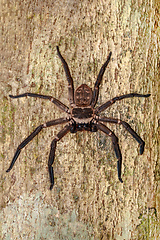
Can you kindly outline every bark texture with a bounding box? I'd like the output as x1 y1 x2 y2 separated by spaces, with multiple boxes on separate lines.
0 0 159 239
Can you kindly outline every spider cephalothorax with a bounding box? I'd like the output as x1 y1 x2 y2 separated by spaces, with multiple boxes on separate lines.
6 46 150 190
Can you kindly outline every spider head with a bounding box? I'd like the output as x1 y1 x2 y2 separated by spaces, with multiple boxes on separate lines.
74 84 92 107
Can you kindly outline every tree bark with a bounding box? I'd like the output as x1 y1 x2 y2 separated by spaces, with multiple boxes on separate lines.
0 0 159 239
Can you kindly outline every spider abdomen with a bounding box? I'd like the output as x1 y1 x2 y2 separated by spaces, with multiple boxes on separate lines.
70 121 97 133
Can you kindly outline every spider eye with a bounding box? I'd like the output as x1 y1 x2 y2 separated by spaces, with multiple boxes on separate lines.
76 89 82 93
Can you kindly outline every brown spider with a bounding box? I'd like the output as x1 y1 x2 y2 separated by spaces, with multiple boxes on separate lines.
6 46 150 190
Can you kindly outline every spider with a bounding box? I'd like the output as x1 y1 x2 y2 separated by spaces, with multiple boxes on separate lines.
6 46 150 190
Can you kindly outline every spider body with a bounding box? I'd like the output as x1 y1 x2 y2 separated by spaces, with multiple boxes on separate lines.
70 121 97 133
6 46 150 190
74 84 93 106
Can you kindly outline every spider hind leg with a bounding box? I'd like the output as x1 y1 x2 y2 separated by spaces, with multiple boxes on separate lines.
97 122 123 183
140 142 145 155
98 117 146 155
48 124 71 190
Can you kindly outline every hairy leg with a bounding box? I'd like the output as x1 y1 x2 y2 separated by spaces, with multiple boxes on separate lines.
48 124 71 190
91 52 112 107
6 118 70 173
98 117 145 154
95 93 151 114
56 46 74 106
97 122 123 182
9 93 69 113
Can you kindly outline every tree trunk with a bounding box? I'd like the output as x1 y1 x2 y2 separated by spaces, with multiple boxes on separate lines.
1 0 159 239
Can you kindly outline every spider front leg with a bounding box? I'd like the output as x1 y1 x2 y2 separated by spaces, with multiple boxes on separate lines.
98 117 145 154
91 52 112 107
97 122 123 183
48 124 71 190
6 118 69 173
56 46 75 106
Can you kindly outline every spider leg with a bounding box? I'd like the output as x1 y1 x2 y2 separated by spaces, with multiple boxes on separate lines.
95 93 151 114
91 52 112 107
97 122 123 183
9 93 69 113
56 46 74 106
6 117 70 173
48 124 71 190
98 117 145 154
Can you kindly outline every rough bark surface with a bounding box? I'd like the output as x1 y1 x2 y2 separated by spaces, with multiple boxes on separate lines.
0 0 159 239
